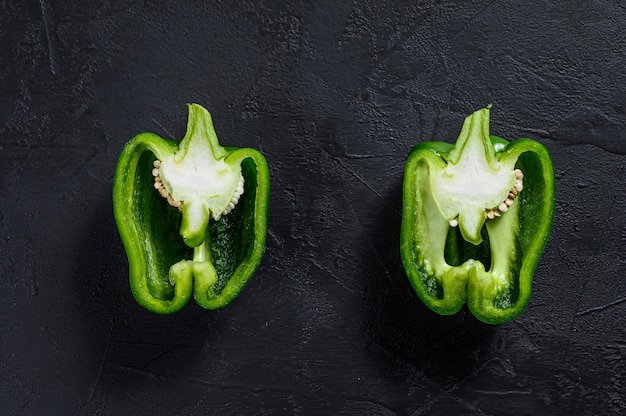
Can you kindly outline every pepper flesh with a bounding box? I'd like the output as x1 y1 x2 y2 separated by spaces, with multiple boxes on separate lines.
113 104 269 314
400 107 554 324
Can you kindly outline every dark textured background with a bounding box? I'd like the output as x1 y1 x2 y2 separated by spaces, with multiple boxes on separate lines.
2 1 626 415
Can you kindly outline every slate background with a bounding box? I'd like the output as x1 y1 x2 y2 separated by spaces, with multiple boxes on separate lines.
2 0 626 415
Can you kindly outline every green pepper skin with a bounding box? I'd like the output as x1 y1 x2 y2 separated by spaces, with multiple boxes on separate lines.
400 107 554 324
113 104 269 314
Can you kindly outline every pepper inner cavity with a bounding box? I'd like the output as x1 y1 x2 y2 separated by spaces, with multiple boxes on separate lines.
444 223 492 270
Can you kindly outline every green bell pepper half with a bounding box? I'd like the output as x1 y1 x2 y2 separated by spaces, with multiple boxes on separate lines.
400 106 554 324
113 104 269 314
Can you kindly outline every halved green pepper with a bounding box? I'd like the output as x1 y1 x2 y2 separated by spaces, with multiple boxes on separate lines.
113 104 269 314
400 106 554 324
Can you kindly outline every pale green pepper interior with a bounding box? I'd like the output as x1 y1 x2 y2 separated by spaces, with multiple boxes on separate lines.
417 107 520 305
430 107 516 245
153 104 245 300
158 104 243 248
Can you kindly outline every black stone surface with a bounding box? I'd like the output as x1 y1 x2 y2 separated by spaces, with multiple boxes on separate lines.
2 1 626 415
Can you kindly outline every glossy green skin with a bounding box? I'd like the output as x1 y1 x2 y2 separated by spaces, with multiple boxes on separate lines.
400 113 555 324
113 106 269 314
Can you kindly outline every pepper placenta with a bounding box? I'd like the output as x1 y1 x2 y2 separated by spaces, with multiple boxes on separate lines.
113 104 269 314
400 106 554 324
